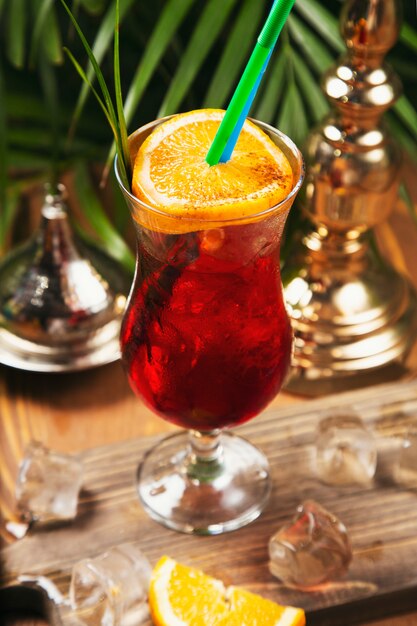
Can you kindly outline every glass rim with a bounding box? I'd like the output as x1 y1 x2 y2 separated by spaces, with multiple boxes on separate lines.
114 114 305 226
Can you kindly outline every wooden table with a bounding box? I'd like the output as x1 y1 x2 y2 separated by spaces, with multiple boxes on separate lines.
1 363 417 626
2 195 417 625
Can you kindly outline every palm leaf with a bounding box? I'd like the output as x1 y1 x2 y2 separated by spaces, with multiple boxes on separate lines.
7 90 108 142
288 13 334 74
30 0 54 64
123 0 196 124
78 0 107 15
386 114 417 163
8 127 55 148
113 0 131 184
253 48 286 123
39 3 63 65
6 0 26 68
7 151 59 169
103 0 196 174
291 45 329 122
8 126 103 158
0 189 20 254
158 0 238 117
63 48 118 137
203 0 265 108
38 49 60 182
400 23 417 55
60 0 119 133
295 0 344 52
391 57 417 81
71 0 136 134
394 95 417 140
7 93 56 123
60 0 130 189
73 162 135 274
276 66 308 148
2 0 417 263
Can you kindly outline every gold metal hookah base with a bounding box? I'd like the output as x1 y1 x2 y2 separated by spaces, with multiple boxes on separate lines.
283 235 417 396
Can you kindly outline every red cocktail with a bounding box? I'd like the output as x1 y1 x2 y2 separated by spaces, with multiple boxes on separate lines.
121 221 292 431
116 111 303 534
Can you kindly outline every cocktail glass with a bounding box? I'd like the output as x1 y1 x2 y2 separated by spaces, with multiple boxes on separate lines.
115 117 304 535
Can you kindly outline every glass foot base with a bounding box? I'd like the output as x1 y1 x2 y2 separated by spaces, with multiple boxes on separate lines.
137 431 271 535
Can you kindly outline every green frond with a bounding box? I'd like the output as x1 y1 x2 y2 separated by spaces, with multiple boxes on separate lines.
114 0 131 184
276 63 308 148
291 46 329 122
394 95 417 140
1 0 417 261
38 48 60 183
295 0 344 52
158 0 238 117
123 0 196 125
288 13 334 74
203 0 265 108
104 0 197 171
253 49 287 123
0 189 20 253
400 23 417 55
386 114 417 163
78 0 107 15
71 0 136 134
6 0 27 68
30 0 63 65
73 162 135 274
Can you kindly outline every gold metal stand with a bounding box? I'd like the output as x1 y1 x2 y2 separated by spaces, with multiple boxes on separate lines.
283 0 417 395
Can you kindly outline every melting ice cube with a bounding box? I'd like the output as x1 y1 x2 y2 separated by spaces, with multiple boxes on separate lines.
315 414 377 486
269 500 352 589
70 543 152 626
15 441 83 523
395 421 417 486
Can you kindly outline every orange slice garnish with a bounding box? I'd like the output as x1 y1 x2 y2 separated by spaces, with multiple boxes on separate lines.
131 109 293 231
149 556 306 626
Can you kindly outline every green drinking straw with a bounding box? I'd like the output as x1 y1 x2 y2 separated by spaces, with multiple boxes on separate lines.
205 0 296 167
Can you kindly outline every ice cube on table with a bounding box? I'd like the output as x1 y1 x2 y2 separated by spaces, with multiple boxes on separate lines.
269 500 352 589
70 543 152 626
315 414 377 486
15 441 83 523
395 421 417 486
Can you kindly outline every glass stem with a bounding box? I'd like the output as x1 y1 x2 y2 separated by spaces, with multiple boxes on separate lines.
186 430 224 482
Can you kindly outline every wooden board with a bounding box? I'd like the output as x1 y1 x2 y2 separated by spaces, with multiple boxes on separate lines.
2 379 417 625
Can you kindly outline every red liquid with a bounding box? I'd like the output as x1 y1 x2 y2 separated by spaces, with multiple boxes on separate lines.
121 227 292 431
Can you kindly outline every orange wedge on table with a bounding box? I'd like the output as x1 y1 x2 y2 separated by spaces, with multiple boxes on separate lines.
131 109 293 232
149 556 306 626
